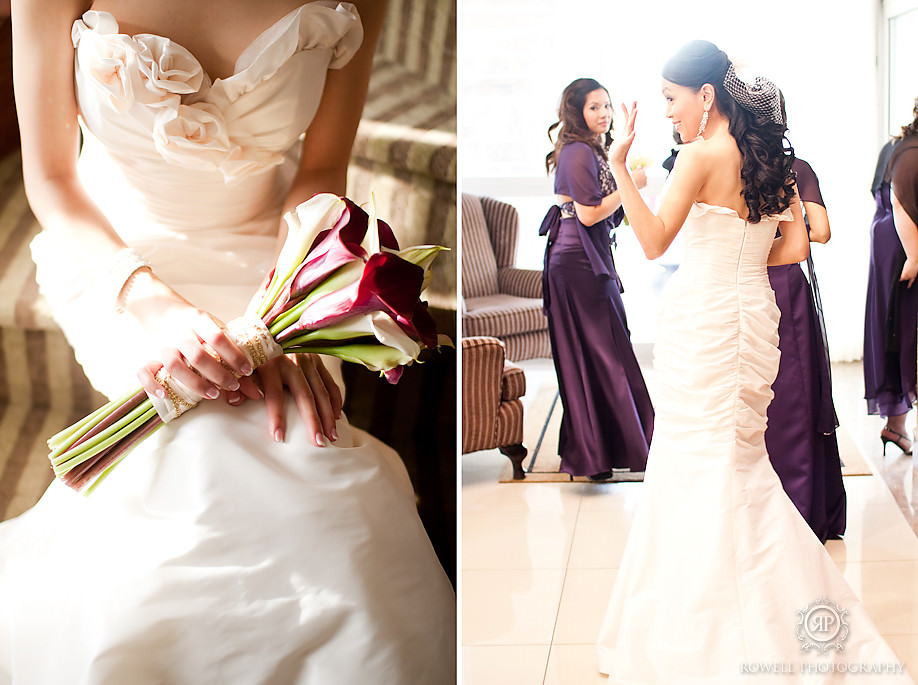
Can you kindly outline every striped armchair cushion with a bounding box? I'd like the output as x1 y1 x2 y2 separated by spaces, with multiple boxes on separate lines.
462 294 546 338
460 193 498 299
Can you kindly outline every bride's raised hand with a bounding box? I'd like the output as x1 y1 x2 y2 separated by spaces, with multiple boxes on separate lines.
609 101 638 168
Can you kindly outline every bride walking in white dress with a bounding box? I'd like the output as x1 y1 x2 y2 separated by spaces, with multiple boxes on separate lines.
597 40 913 683
1 1 455 683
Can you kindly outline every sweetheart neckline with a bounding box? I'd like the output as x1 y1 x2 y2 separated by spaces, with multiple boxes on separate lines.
81 2 319 84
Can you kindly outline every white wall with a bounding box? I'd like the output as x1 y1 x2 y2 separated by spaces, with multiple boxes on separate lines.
460 0 886 360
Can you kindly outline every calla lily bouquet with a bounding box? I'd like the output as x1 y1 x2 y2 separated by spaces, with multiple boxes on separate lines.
47 193 449 493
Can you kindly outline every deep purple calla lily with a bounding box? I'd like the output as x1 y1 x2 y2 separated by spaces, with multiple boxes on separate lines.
276 252 425 341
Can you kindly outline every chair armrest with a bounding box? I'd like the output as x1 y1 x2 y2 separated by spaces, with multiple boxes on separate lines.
498 267 542 299
501 362 526 402
461 336 506 452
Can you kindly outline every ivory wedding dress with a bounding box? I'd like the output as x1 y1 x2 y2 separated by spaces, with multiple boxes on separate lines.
0 4 455 684
597 203 914 684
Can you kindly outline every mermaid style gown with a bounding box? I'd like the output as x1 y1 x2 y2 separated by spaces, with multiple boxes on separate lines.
597 203 912 683
0 5 455 684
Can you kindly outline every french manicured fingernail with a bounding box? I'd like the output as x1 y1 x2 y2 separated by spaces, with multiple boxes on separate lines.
330 428 338 441
256 386 264 399
205 387 219 400
227 379 240 391
315 433 328 447
240 363 253 376
274 429 285 443
228 392 243 406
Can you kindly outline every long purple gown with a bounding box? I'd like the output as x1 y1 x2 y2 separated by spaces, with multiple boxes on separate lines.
864 139 918 418
540 141 653 477
765 159 846 542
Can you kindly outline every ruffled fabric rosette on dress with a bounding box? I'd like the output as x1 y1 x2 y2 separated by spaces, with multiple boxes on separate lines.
72 2 362 181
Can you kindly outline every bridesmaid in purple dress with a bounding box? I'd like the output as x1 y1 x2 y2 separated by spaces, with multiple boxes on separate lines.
765 158 846 542
864 101 918 456
539 78 653 478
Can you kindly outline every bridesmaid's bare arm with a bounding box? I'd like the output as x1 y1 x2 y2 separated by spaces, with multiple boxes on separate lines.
892 190 918 287
767 197 808 266
802 201 830 244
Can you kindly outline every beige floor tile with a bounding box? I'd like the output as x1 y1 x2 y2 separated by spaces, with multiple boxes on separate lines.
572 481 644 513
462 506 578 570
567 509 634 569
553 569 618 645
462 645 550 685
543 644 608 684
463 480 584 516
839 560 918 635
882 634 918 681
826 503 918 564
462 568 564 646
842 475 903 507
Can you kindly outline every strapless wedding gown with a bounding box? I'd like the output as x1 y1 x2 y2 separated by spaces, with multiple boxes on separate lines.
0 5 455 684
597 203 913 684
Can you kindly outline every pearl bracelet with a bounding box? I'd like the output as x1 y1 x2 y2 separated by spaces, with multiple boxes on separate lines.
110 248 152 314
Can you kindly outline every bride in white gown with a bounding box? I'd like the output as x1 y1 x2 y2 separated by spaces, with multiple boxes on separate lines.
0 1 455 683
597 41 914 683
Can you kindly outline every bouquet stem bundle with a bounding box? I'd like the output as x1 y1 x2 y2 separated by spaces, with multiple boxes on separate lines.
48 194 448 493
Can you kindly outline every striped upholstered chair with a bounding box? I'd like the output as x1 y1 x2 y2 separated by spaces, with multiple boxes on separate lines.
461 194 550 361
461 336 527 479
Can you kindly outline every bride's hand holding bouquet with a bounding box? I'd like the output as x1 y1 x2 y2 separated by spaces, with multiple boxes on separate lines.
48 194 449 493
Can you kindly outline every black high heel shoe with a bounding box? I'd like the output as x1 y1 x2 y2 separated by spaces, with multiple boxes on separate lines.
880 427 913 456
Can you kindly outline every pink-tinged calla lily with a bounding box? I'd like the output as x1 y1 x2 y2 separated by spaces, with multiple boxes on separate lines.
276 252 424 342
263 206 369 323
258 193 347 319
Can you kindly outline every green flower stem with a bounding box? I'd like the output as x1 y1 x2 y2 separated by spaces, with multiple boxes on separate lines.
280 329 376 348
47 386 139 452
267 298 309 338
282 343 407 370
82 415 165 496
52 403 157 472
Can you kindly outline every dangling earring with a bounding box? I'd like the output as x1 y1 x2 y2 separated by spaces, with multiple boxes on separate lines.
697 110 709 138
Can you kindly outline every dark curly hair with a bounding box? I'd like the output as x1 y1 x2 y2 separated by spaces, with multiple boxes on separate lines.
900 97 918 139
662 41 795 223
545 78 612 174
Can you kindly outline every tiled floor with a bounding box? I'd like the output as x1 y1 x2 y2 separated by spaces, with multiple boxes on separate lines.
461 358 918 683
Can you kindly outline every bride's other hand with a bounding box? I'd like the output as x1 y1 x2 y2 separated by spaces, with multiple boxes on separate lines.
632 167 648 190
609 102 638 168
256 354 343 446
900 257 918 288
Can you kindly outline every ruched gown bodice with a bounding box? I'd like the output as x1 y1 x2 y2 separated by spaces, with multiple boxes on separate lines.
0 5 456 684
